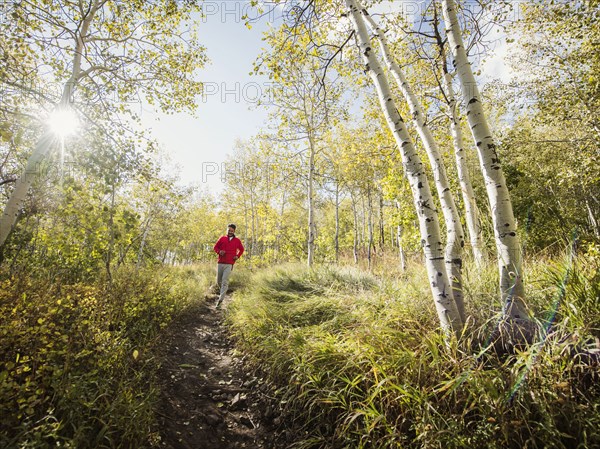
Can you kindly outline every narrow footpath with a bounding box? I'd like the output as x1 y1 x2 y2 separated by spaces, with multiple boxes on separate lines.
155 294 287 449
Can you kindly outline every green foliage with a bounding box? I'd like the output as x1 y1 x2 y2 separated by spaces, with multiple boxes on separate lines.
228 260 600 448
0 264 210 448
0 0 207 268
500 119 600 250
498 0 600 249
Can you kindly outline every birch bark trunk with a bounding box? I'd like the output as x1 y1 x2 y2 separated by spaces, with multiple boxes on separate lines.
397 226 406 272
367 187 373 271
346 0 462 333
379 194 385 250
395 202 407 272
307 134 316 268
442 68 484 266
363 9 466 322
431 5 484 266
351 191 359 264
442 0 527 319
105 184 116 282
586 199 600 239
250 186 256 259
0 133 56 247
335 181 340 263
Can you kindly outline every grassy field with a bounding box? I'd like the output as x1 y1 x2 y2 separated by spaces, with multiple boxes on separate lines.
226 252 600 448
1 252 598 448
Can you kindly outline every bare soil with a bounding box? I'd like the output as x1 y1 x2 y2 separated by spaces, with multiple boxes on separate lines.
155 293 290 449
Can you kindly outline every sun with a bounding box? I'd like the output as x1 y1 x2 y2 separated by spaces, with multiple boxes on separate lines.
47 107 79 138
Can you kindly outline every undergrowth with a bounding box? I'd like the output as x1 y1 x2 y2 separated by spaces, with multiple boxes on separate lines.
227 253 600 449
0 264 212 448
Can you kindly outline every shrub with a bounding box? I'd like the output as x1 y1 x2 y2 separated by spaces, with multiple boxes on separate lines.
0 264 210 448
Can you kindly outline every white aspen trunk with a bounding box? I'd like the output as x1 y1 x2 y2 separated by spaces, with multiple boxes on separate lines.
394 201 408 272
367 187 373 271
351 191 359 264
335 181 340 263
363 9 465 322
379 193 385 250
346 0 462 332
442 0 527 319
397 225 407 272
443 69 484 266
243 193 249 258
105 185 116 282
360 194 366 255
586 199 600 239
277 190 287 262
307 135 316 268
0 132 56 247
250 186 256 259
431 5 484 266
0 1 99 250
264 161 271 258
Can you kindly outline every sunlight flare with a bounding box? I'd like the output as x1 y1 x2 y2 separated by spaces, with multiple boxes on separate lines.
47 107 79 138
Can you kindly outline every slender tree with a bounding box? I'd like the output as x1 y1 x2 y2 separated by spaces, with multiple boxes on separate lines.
362 8 466 322
258 25 343 267
428 3 484 266
441 0 527 319
345 0 462 333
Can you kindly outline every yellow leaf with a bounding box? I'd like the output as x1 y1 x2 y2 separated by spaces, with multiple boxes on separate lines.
133 350 139 360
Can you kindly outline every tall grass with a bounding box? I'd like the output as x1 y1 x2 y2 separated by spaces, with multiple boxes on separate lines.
227 254 600 448
0 264 212 448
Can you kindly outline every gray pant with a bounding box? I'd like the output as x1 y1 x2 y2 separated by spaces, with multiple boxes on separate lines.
216 263 233 305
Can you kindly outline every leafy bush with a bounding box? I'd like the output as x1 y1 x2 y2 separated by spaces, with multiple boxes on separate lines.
0 264 210 448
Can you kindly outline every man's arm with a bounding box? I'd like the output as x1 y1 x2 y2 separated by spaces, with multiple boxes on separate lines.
237 240 245 258
214 237 223 254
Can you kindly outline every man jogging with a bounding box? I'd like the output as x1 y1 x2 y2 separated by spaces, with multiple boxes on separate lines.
213 224 244 309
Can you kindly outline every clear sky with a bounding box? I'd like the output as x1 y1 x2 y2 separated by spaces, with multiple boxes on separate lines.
139 2 282 194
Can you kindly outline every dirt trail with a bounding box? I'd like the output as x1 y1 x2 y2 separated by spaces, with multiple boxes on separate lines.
155 294 285 449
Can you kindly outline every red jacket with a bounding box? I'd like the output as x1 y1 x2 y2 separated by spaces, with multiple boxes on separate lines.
214 235 244 265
